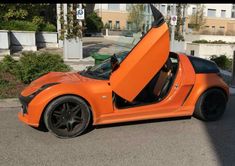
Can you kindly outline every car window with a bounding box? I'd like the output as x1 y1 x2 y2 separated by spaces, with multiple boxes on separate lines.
81 51 129 80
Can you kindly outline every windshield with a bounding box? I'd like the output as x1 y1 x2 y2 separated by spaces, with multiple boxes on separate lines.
80 51 129 80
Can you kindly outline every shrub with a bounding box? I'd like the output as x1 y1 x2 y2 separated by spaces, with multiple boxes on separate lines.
0 20 56 32
32 16 44 25
0 55 18 74
37 22 56 32
210 55 232 71
15 52 71 84
85 12 103 33
192 40 227 44
0 20 37 31
192 39 208 44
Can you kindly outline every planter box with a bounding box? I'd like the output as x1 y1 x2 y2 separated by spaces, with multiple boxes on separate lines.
36 32 58 48
10 31 37 52
63 38 83 60
0 30 10 55
185 34 235 43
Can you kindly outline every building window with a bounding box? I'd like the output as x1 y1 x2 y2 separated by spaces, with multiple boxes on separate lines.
205 25 210 28
221 10 226 18
232 4 235 10
207 9 216 17
126 21 132 30
108 20 112 29
108 4 120 11
192 7 196 14
160 5 166 14
190 50 195 56
212 26 216 34
115 21 120 29
232 11 235 18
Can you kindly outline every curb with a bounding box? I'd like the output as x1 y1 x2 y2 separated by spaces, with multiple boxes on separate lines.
229 87 235 95
0 98 20 108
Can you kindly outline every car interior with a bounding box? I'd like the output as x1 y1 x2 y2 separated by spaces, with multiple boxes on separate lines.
114 52 179 109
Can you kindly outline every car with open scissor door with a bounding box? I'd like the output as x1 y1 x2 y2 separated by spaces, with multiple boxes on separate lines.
18 5 229 138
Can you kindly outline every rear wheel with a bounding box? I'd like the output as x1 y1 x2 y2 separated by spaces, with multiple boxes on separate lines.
44 95 91 138
194 89 227 121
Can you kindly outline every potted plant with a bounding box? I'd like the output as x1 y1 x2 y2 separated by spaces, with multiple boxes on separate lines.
59 4 83 60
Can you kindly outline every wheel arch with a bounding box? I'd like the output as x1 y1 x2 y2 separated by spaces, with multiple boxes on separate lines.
182 72 229 109
193 86 228 106
38 94 94 128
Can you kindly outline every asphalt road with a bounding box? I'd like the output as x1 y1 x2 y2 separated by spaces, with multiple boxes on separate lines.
0 96 235 166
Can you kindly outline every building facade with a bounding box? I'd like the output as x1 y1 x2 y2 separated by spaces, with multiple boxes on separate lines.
94 3 235 35
186 4 235 35
94 4 129 30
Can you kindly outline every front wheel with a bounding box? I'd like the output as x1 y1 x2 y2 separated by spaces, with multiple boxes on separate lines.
194 88 227 121
44 95 91 138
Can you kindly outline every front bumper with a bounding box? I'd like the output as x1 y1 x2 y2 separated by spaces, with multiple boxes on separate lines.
18 112 39 127
18 95 39 127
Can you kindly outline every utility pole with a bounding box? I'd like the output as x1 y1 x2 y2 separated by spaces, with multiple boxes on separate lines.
232 51 235 87
56 4 63 48
78 4 83 27
170 4 176 50
182 4 187 37
63 3 68 60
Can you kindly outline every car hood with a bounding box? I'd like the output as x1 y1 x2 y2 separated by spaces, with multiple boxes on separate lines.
21 72 91 96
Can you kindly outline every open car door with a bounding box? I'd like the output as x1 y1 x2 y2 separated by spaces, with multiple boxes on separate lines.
110 4 170 102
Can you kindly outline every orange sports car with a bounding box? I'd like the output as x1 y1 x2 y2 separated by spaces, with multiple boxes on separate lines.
18 5 229 138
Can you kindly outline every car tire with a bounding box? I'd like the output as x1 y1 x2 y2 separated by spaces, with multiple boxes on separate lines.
193 88 227 121
44 95 91 138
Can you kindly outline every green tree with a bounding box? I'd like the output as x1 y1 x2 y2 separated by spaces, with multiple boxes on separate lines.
0 4 56 24
189 4 206 31
175 4 184 41
127 4 144 32
85 12 103 33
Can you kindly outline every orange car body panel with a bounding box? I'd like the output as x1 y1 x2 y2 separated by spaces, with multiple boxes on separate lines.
110 23 170 102
95 54 196 125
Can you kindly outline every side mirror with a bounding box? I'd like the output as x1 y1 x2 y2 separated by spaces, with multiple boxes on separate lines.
110 54 119 72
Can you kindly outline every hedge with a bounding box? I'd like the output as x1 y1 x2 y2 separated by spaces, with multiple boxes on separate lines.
0 20 56 32
0 52 71 84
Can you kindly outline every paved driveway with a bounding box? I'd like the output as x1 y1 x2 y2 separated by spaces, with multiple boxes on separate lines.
0 96 235 166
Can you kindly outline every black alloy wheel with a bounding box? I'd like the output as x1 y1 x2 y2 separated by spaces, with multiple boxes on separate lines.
194 89 227 121
44 96 91 138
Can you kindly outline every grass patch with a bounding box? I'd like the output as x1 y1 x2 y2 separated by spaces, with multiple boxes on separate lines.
0 72 26 99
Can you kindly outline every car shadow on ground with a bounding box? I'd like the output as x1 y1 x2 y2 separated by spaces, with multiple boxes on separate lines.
33 115 192 135
203 95 235 165
94 116 192 129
